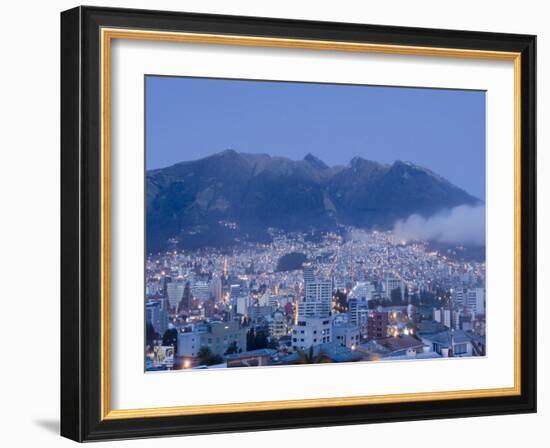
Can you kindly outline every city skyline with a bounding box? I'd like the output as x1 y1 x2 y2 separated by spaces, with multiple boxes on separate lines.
146 227 486 371
145 76 486 372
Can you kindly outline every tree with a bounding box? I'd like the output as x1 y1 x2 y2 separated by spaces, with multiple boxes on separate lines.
146 323 159 346
410 294 421 306
197 346 212 360
275 252 307 272
419 290 437 306
334 289 348 311
246 328 256 351
295 346 332 364
247 328 270 350
368 298 385 309
224 341 240 355
390 287 403 305
162 328 178 352
197 346 224 366
254 332 268 349
177 282 191 313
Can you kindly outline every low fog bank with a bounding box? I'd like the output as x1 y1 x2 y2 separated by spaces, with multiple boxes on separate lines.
393 205 485 246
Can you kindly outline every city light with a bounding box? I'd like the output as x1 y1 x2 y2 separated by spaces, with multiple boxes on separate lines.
145 227 485 371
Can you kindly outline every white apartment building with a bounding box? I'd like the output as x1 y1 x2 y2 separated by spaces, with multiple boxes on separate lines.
291 316 332 351
176 329 206 358
177 321 247 358
332 322 360 349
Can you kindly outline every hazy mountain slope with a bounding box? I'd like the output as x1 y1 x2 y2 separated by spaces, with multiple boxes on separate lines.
146 150 479 251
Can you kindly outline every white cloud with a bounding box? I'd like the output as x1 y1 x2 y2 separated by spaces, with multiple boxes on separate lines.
393 205 485 246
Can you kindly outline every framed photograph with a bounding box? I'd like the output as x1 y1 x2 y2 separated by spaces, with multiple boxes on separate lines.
60 6 536 441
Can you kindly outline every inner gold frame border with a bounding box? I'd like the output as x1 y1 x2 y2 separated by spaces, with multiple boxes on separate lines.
100 27 522 421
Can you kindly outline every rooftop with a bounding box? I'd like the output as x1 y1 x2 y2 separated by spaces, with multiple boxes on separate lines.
226 348 278 361
281 342 364 364
425 329 472 346
361 335 424 354
384 351 442 360
416 320 447 335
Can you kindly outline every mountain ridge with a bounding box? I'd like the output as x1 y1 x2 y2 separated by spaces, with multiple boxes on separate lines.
146 150 480 251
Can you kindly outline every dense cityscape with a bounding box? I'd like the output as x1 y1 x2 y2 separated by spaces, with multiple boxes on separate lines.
145 227 486 371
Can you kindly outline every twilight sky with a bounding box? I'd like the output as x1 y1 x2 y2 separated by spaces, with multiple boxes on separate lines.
145 75 486 199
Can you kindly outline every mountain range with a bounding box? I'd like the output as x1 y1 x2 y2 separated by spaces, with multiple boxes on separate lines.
146 150 479 251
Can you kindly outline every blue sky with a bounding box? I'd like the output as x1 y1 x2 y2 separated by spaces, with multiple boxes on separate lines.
146 76 486 199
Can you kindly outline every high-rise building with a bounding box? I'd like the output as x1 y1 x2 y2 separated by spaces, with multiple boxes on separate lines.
210 276 222 301
303 265 315 284
146 300 169 336
166 281 185 309
453 288 485 316
178 282 191 313
145 279 161 297
191 281 211 302
348 298 369 328
236 296 250 316
385 275 404 301
299 280 332 318
304 280 332 304
348 281 373 334
229 284 241 305
433 308 457 329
